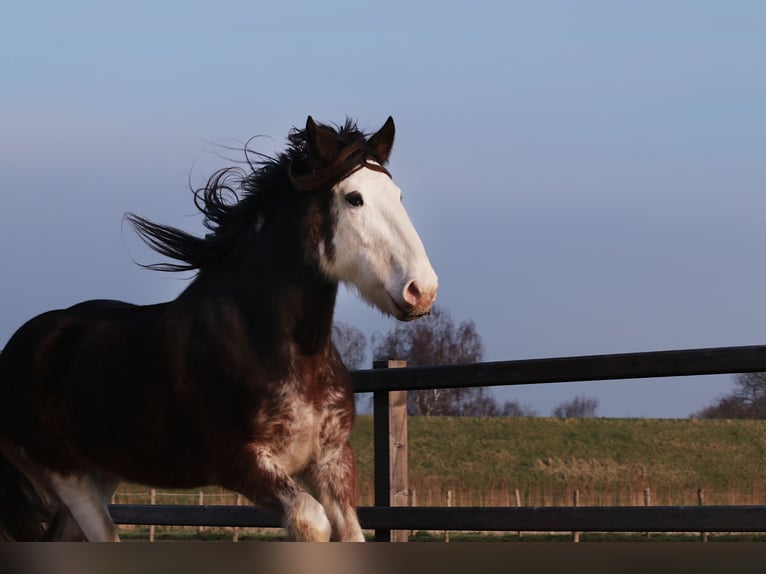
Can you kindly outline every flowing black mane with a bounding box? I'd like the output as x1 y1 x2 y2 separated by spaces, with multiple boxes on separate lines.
126 118 391 273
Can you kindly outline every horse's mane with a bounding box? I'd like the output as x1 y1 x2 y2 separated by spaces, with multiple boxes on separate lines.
126 119 387 273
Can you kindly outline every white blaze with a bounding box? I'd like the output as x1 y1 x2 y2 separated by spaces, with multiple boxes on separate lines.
320 166 438 321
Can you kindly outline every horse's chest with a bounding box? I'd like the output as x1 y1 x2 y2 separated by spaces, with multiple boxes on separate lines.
265 401 321 475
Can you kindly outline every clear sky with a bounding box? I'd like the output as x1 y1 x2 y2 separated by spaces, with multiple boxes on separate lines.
2 1 764 418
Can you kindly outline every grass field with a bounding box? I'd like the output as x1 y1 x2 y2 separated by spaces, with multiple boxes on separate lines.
114 415 766 539
351 415 766 507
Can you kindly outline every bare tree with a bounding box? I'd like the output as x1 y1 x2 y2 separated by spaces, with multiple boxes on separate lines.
502 400 538 417
372 306 493 416
332 322 367 370
552 396 599 418
695 372 766 419
460 390 502 417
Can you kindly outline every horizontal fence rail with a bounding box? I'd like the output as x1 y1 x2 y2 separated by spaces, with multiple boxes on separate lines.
108 344 766 540
109 504 766 533
351 345 766 392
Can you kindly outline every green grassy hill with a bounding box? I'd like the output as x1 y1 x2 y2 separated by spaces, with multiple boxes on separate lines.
350 416 766 507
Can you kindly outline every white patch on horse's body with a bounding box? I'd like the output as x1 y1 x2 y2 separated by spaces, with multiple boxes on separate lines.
258 390 347 477
320 165 439 321
272 399 319 475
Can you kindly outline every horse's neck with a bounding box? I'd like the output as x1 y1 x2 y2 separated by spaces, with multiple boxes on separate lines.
176 238 338 358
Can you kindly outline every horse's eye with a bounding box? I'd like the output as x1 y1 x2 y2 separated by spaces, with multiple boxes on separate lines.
345 191 364 207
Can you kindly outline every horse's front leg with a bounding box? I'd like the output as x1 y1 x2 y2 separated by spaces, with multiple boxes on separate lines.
306 440 365 542
228 445 332 541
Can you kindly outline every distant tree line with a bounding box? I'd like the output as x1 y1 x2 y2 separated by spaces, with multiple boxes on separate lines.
694 372 766 419
332 307 599 418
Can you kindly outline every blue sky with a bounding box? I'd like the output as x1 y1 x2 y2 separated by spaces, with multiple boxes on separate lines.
2 1 765 417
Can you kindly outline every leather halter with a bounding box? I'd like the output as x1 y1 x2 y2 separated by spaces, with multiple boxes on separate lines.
343 160 391 180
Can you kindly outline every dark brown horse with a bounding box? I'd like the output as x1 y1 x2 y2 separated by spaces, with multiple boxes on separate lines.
0 117 438 541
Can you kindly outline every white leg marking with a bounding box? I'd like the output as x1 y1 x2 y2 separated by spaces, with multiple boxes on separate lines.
320 500 365 542
308 442 365 542
49 473 119 542
284 491 332 542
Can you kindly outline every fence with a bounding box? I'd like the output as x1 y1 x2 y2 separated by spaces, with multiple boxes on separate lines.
109 344 766 541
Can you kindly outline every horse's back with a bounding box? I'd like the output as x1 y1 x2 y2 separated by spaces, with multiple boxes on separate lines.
0 297 279 485
0 300 163 468
0 299 148 383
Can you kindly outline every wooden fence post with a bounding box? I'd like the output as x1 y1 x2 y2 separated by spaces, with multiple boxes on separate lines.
233 494 243 541
373 359 408 542
572 490 580 543
410 489 417 538
149 489 156 542
198 491 205 535
644 487 651 538
698 488 708 542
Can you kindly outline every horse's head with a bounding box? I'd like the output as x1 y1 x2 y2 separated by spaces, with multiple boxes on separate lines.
301 117 438 321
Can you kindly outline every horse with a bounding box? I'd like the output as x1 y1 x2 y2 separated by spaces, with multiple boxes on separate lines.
0 116 438 542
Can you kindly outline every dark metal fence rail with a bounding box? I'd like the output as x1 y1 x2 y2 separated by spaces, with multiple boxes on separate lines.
108 344 766 538
352 345 766 392
110 504 766 533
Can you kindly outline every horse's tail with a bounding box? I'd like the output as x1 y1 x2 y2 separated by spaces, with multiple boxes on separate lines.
0 451 48 541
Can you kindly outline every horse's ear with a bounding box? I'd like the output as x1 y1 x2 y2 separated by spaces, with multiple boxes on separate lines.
367 116 395 164
305 116 341 164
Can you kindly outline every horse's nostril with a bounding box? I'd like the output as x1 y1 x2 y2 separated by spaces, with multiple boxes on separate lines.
403 281 423 307
403 280 437 312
